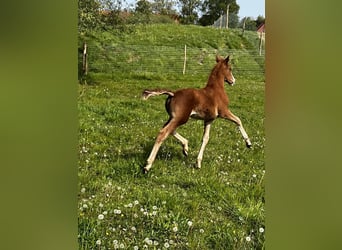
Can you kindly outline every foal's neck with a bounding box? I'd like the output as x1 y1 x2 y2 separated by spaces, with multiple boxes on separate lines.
205 71 225 90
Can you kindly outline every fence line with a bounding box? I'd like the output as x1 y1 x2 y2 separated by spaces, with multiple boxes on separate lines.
81 44 265 78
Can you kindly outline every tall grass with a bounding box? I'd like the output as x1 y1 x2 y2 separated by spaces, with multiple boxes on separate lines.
78 24 265 249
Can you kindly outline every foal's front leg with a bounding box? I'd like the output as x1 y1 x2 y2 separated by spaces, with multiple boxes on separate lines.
222 109 252 147
197 122 212 168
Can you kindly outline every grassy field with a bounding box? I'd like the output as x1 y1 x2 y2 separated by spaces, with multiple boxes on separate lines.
78 24 265 249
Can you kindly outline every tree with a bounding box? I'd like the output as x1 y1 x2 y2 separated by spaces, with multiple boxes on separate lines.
78 0 102 33
239 17 257 31
199 0 239 26
152 0 177 15
178 0 201 24
256 15 265 28
136 0 152 14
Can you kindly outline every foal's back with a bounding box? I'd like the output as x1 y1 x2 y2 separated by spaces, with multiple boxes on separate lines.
167 87 221 123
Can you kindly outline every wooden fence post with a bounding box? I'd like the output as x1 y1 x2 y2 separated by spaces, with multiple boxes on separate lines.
82 42 88 76
259 32 264 56
183 44 187 75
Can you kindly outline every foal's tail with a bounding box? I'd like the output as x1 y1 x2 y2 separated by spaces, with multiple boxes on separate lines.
142 89 174 100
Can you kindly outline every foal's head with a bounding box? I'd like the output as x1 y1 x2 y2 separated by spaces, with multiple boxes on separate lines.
216 55 235 85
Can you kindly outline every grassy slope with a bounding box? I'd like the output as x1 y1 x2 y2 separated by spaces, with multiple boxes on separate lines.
79 24 265 249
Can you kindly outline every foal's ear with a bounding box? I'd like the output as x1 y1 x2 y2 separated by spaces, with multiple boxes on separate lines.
216 55 223 63
224 55 230 64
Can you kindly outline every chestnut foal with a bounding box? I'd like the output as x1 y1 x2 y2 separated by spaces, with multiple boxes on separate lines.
142 55 251 172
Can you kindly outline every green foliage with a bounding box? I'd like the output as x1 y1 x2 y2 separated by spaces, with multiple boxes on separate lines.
199 0 239 26
78 24 265 248
78 0 102 34
178 0 201 24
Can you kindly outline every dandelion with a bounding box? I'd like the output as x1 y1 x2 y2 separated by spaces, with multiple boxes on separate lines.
218 206 222 211
81 187 86 193
164 242 170 248
99 203 103 207
259 227 264 233
103 211 108 215
96 239 101 245
173 226 178 232
82 204 88 209
119 243 125 248
128 203 133 208
252 174 257 178
152 206 158 210
187 221 193 227
153 240 159 246
113 240 118 245
98 214 104 220
199 229 204 233
131 226 137 232
114 209 121 214
134 246 139 250
134 200 139 205
152 211 157 216
246 236 251 242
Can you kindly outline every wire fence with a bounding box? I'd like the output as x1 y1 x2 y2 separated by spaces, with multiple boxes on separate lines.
80 44 265 79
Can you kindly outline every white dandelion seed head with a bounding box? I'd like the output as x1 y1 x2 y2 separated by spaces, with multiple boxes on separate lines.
164 242 170 248
96 239 101 245
187 221 193 227
259 227 264 233
173 226 178 232
98 214 104 220
246 236 251 242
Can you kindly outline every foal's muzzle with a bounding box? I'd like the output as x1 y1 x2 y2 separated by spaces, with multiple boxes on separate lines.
225 78 235 86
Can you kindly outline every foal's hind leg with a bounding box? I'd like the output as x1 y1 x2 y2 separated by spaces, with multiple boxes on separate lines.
144 119 178 172
172 132 189 156
222 109 252 148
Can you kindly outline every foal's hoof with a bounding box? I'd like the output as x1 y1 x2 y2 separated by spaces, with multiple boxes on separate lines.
143 165 151 173
246 142 252 148
183 149 188 157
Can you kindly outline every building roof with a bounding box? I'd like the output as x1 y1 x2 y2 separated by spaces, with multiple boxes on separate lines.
257 23 265 33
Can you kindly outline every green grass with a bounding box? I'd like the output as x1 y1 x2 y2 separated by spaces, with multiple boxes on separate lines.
78 24 265 249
